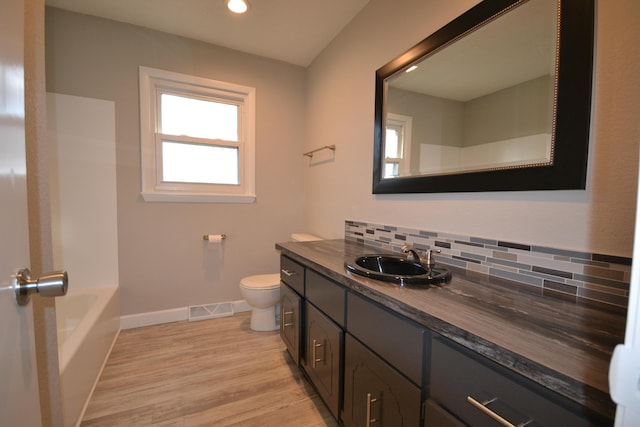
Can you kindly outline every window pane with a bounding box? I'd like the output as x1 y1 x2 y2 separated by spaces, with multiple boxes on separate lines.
161 93 238 141
162 141 239 185
384 162 399 178
386 127 400 158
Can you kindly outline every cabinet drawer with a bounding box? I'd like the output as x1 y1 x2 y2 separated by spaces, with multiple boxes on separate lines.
347 293 425 386
343 333 421 427
431 337 602 427
306 269 346 327
280 255 305 295
303 302 343 419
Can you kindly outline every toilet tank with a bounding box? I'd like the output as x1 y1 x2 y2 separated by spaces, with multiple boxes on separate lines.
290 233 322 242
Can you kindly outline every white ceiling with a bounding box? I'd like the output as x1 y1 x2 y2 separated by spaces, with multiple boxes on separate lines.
44 0 370 67
389 0 557 101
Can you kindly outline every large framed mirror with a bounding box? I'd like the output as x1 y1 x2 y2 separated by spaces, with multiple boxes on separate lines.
373 0 594 194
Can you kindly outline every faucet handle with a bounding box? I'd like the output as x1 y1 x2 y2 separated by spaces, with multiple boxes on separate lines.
425 249 441 267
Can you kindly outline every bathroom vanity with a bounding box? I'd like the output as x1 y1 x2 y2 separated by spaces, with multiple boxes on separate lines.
277 239 625 426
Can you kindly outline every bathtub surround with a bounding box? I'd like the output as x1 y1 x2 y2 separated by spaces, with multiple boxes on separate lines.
346 220 631 307
47 93 119 288
48 93 122 426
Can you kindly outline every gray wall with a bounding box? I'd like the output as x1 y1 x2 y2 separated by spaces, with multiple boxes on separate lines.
304 0 640 257
45 8 307 316
463 75 553 146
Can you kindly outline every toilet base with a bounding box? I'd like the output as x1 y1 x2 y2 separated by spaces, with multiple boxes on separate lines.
249 306 279 331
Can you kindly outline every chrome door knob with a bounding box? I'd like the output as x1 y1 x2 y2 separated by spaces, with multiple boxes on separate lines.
15 268 68 306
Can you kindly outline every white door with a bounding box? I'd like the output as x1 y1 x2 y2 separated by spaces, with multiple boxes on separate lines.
609 157 640 425
0 0 43 425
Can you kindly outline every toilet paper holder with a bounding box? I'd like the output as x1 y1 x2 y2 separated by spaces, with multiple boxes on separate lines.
203 234 226 241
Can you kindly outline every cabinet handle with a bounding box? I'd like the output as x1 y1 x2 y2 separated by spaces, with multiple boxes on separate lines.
281 269 297 277
366 393 378 426
312 339 324 368
282 310 294 327
466 396 532 427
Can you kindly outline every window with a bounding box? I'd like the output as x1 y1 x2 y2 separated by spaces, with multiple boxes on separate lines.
384 113 412 178
139 66 256 202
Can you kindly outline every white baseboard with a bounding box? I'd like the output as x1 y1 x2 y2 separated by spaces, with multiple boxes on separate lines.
233 300 252 313
120 299 252 330
120 307 187 330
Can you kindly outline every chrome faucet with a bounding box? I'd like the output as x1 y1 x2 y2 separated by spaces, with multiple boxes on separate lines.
402 244 441 268
402 244 422 264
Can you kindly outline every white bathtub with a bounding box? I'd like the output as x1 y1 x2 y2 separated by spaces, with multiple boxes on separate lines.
56 285 120 427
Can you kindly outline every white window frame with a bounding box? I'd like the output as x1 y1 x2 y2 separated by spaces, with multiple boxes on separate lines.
139 66 256 203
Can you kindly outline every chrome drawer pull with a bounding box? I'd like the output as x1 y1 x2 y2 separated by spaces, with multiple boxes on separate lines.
281 269 297 277
312 339 324 368
466 396 532 427
366 393 378 426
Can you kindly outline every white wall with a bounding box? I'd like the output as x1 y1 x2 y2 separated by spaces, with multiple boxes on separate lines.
305 0 640 257
48 93 119 289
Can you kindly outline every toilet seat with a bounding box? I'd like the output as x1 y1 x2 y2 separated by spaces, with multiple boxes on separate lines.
240 273 280 290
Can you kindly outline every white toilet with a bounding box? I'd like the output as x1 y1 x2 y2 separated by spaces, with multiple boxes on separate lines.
240 233 321 331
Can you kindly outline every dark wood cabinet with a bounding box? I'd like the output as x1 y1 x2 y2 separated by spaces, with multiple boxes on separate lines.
279 282 302 365
343 334 422 427
279 257 425 426
279 255 305 366
278 253 604 427
302 302 343 418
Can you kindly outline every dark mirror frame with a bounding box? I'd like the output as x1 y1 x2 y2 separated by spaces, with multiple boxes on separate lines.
373 0 595 194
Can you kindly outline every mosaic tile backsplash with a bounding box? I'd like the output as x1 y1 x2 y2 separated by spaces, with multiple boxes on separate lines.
345 220 631 307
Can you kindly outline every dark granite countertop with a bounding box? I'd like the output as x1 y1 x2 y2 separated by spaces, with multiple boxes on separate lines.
276 239 627 420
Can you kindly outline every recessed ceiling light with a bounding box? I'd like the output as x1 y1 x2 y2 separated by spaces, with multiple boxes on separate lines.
406 66 418 73
227 0 249 14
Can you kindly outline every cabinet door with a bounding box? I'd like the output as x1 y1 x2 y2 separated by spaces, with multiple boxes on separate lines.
303 302 343 419
424 399 465 427
343 334 421 427
280 283 301 365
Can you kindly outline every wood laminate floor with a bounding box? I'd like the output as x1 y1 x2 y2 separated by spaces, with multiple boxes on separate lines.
82 312 340 426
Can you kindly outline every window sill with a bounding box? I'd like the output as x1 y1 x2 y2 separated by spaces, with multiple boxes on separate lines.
141 192 256 204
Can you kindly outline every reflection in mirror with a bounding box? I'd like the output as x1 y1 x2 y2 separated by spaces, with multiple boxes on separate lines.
385 0 557 178
373 0 594 193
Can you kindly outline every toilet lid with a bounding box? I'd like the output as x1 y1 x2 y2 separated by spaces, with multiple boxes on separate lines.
240 273 280 289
